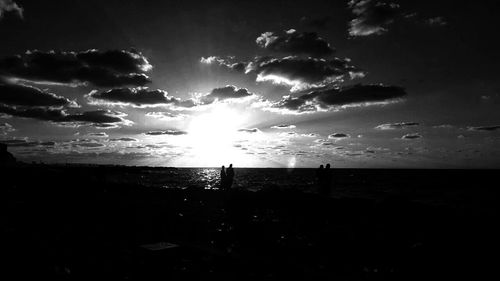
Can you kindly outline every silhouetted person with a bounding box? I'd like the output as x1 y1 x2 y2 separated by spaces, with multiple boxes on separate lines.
0 143 16 165
317 163 332 196
324 163 333 195
220 165 227 190
316 164 324 188
226 164 234 189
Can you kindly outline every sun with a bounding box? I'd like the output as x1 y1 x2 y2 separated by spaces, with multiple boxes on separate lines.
188 105 241 148
183 104 253 166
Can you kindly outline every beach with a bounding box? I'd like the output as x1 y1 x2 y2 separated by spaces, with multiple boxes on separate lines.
1 165 499 280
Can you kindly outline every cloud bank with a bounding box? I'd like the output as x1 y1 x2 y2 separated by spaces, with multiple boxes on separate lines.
256 29 335 57
87 87 180 107
0 49 152 87
0 0 23 20
375 122 419 130
262 84 406 114
0 81 78 108
145 130 187 136
348 0 400 37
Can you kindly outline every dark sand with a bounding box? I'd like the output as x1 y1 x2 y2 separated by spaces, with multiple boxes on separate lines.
1 165 499 280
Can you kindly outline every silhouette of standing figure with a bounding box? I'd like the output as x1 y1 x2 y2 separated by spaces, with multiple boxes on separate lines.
316 165 324 189
322 163 333 196
226 164 234 189
0 143 16 165
220 166 227 190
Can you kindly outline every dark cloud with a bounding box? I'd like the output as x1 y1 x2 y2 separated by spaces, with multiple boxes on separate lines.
238 128 259 133
76 142 105 148
467 125 500 132
0 139 55 147
202 85 253 104
0 49 152 87
375 122 419 130
87 87 179 107
60 110 131 128
109 137 138 142
348 0 401 37
250 56 364 91
256 29 334 57
202 37 363 91
0 81 77 108
0 105 132 128
401 133 422 140
145 130 187 136
329 133 350 139
0 104 68 121
201 53 366 91
266 84 406 113
0 0 23 20
200 56 247 72
271 124 296 129
0 139 32 146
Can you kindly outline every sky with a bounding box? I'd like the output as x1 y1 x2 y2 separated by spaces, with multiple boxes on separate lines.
1 0 499 168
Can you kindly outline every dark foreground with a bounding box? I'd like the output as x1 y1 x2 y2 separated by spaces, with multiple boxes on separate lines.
1 165 499 280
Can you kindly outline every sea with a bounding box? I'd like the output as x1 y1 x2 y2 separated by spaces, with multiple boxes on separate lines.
100 167 499 209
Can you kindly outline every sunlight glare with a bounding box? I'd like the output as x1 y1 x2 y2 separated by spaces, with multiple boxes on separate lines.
184 104 250 166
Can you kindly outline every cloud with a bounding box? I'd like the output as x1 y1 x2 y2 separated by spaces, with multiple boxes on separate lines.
425 17 447 26
0 49 152 87
0 139 37 147
328 133 350 139
271 124 296 129
109 137 138 142
251 56 364 91
401 133 422 140
145 130 187 136
262 84 406 114
238 128 259 133
375 122 419 130
0 139 56 147
0 81 78 108
87 87 181 107
0 122 14 135
0 105 132 128
0 104 67 121
60 110 132 128
256 29 334 57
433 124 454 129
145 111 186 120
200 56 246 72
301 133 318 137
348 0 401 37
202 55 365 92
0 0 23 20
467 125 500 132
201 85 254 104
88 132 108 137
75 142 105 148
278 132 298 139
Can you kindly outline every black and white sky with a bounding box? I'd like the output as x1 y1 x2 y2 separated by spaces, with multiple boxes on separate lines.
1 0 499 167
